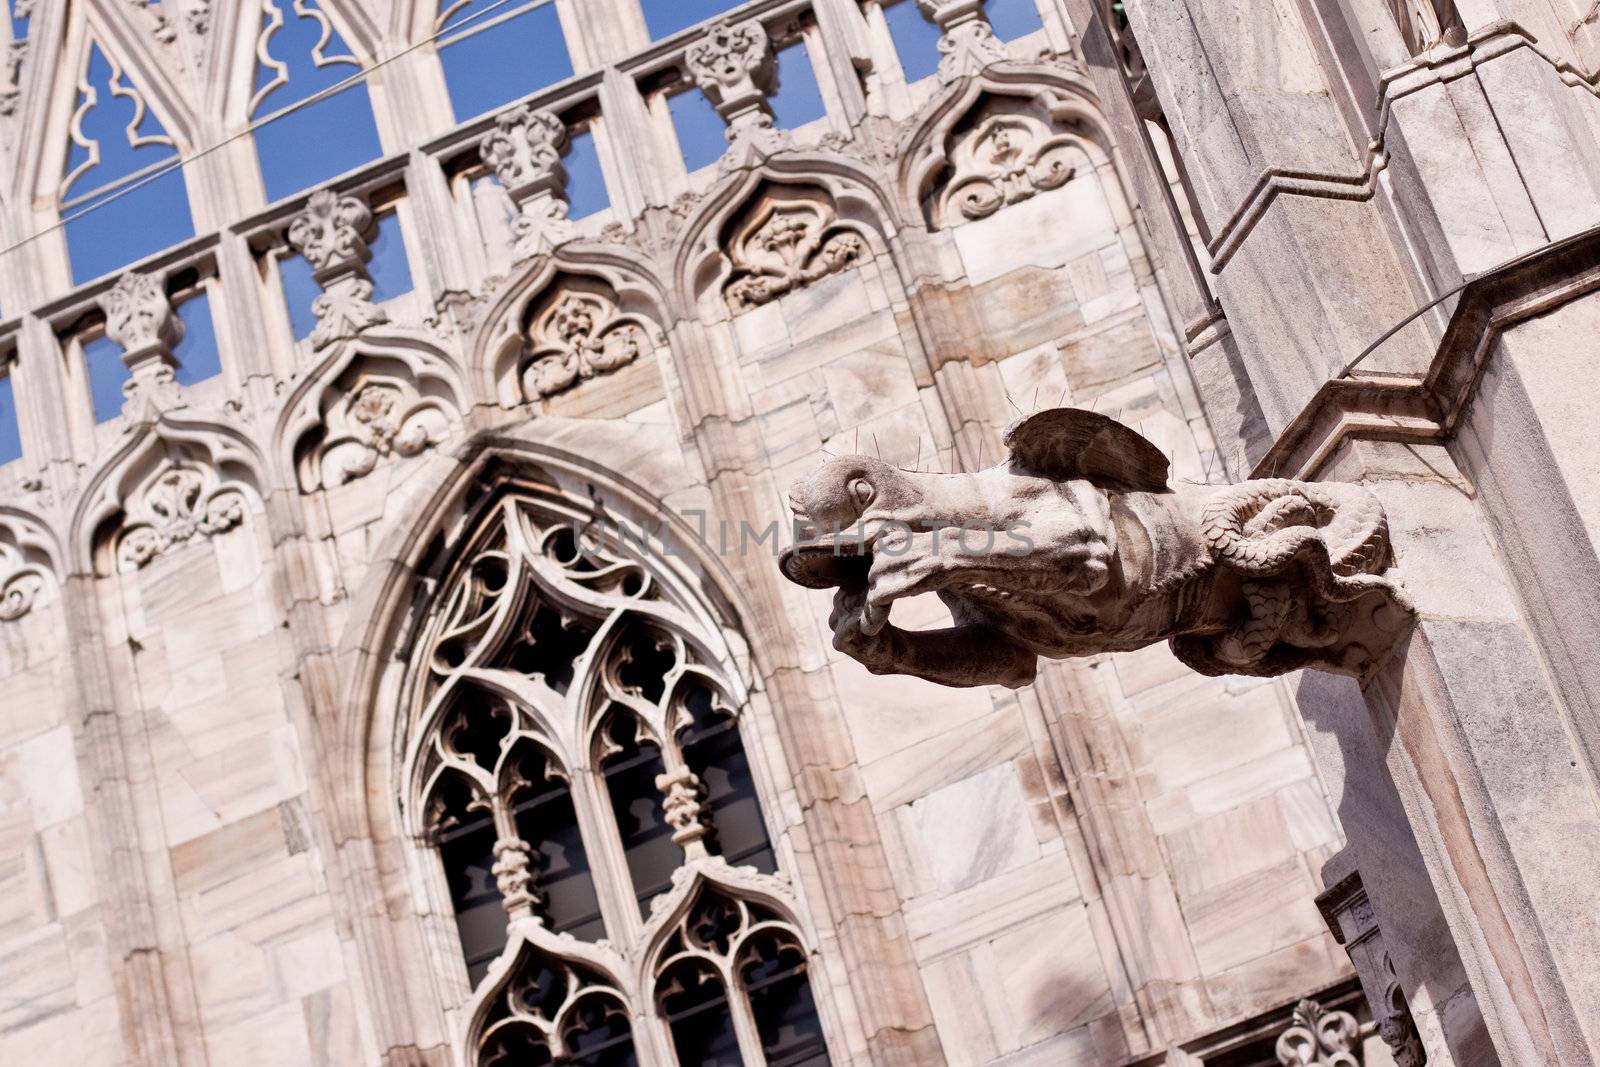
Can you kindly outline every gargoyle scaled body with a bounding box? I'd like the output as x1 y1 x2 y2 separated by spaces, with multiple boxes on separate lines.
779 409 1410 689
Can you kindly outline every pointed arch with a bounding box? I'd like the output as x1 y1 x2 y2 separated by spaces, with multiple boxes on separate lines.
43 15 198 282
243 0 383 202
466 245 675 409
0 504 63 622
893 62 1122 225
274 325 469 491
68 415 268 576
670 152 905 319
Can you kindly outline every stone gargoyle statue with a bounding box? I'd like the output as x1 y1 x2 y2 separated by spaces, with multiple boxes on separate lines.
778 408 1410 688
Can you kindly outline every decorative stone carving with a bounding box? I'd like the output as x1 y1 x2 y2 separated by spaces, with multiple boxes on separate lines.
312 378 452 487
917 0 1007 83
655 768 709 854
0 541 46 622
478 106 576 259
100 272 179 363
96 271 190 419
1393 0 1466 55
1274 998 1362 1066
780 407 1410 686
491 839 539 918
115 464 248 571
1 1 33 115
941 112 1077 221
1317 868 1426 1067
286 189 389 349
685 19 784 166
723 198 867 312
520 290 653 399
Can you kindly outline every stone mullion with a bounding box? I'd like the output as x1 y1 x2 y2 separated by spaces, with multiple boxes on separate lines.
722 956 773 1067
58 572 210 1067
665 315 946 1066
570 761 650 949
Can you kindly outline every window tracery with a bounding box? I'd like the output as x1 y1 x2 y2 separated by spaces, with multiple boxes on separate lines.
401 488 832 1066
59 42 193 282
249 0 382 201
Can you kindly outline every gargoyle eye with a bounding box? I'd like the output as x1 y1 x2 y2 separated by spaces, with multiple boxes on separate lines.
848 478 874 509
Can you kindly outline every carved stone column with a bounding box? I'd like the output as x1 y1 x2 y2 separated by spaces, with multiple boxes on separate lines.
96 270 185 418
286 189 389 350
478 105 576 261
685 18 784 167
916 0 1006 83
1317 862 1427 1067
655 767 710 858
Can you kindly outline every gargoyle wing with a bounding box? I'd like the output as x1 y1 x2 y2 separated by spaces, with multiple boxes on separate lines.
1003 408 1170 491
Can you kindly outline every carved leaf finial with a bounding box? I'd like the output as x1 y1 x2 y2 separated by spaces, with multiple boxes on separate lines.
286 190 389 349
520 290 651 400
98 271 180 358
685 19 785 166
916 0 1007 82
479 106 577 259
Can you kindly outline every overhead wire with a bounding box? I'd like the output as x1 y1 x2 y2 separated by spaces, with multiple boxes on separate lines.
0 0 529 262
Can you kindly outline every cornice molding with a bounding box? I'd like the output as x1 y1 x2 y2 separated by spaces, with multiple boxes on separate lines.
1255 226 1600 479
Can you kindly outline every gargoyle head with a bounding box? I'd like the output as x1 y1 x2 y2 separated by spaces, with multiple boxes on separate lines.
782 456 928 589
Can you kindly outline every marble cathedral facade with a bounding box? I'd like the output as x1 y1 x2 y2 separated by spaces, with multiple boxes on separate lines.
1 0 1594 1065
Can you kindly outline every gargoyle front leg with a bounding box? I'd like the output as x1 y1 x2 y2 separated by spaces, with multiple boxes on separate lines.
830 587 1037 689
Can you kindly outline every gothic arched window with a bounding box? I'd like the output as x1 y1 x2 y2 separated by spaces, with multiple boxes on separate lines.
60 43 194 282
249 0 383 202
401 486 833 1066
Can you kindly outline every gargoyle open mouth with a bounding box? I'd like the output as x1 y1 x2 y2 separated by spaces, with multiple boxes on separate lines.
778 521 873 590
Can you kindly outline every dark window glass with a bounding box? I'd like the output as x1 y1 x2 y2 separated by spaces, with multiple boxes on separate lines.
84 334 130 424
565 129 610 220
565 995 641 1067
641 0 746 40
508 749 605 941
438 807 508 987
660 959 745 1067
251 2 382 201
984 0 1044 40
667 87 727 173
277 251 321 342
439 3 573 122
768 42 826 130
173 291 222 387
599 714 678 915
680 687 775 873
368 212 414 303
742 933 831 1067
882 0 943 83
61 45 193 283
0 372 21 466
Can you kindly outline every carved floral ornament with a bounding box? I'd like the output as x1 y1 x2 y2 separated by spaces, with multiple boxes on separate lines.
305 376 457 489
1274 998 1362 1067
940 111 1080 223
114 464 248 572
519 288 656 400
0 537 50 623
287 190 389 349
722 197 867 313
402 491 828 1066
